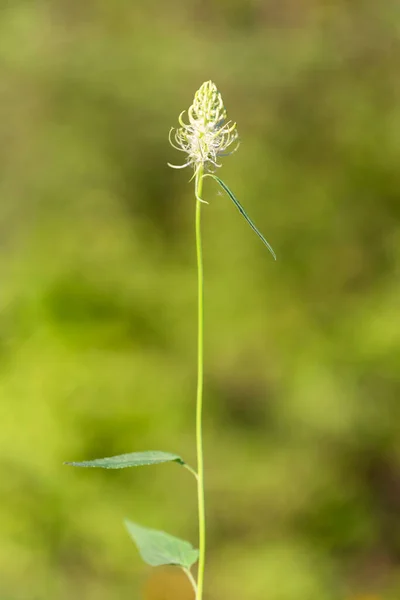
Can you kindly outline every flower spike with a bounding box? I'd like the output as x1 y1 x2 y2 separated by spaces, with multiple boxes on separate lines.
168 81 239 173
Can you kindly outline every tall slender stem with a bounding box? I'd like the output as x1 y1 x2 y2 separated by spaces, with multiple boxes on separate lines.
195 167 205 600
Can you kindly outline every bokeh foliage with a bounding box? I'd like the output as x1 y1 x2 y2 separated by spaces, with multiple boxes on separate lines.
0 1 400 599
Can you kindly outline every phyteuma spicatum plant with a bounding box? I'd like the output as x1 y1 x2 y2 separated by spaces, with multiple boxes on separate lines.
66 80 276 600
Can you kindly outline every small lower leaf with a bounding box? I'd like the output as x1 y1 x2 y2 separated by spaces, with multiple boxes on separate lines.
125 520 199 569
65 450 186 469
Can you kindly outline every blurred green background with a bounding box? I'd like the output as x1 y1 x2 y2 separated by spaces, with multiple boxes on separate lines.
1 1 400 599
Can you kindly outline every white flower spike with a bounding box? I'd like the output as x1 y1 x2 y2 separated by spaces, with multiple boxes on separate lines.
168 80 239 176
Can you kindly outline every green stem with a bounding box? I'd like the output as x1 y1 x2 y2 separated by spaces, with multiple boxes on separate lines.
183 463 199 480
182 567 198 595
195 166 205 600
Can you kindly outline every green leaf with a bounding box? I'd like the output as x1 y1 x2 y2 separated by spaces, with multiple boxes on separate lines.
125 520 199 569
207 174 277 260
65 450 186 469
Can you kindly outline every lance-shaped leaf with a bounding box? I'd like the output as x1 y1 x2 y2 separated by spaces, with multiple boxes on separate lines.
65 450 186 470
207 174 276 260
125 520 199 569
